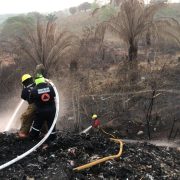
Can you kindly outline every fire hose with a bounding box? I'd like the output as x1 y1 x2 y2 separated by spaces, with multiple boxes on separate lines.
74 128 124 171
0 81 59 170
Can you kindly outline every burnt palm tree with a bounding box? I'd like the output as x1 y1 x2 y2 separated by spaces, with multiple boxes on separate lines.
96 0 179 62
15 16 78 76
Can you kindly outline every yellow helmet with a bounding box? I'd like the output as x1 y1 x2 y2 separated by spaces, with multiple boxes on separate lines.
21 74 32 83
92 114 97 119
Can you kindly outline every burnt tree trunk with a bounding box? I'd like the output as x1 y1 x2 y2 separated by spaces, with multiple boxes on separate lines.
128 42 138 62
128 41 138 83
146 32 151 47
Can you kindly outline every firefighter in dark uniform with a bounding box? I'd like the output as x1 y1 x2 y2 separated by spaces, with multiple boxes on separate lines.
29 75 56 142
18 74 36 138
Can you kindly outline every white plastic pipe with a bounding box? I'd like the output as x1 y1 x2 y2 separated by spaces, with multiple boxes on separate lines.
0 81 59 170
5 100 24 131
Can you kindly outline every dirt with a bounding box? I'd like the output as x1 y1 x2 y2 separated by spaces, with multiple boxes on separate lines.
0 131 179 180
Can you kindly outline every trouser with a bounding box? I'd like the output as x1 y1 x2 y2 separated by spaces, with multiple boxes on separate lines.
29 106 56 142
20 104 36 134
20 103 48 134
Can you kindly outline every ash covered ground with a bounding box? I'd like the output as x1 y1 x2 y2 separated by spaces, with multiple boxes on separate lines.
0 131 179 180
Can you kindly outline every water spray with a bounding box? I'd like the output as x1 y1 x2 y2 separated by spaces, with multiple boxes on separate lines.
5 100 24 131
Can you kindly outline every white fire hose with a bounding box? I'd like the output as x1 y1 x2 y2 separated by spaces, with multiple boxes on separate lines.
80 125 92 134
0 81 59 170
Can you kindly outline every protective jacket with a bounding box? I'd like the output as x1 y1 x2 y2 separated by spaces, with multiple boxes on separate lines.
92 118 101 128
30 82 55 108
21 83 35 104
29 82 56 142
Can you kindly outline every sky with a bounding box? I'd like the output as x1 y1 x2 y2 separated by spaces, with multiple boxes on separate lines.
0 0 179 15
0 0 94 14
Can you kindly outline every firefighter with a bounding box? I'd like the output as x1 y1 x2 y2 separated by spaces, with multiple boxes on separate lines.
18 64 49 138
89 114 100 136
91 114 101 129
18 74 36 138
29 74 56 143
34 64 47 78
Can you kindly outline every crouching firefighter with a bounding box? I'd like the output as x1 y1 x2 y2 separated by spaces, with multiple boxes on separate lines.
88 114 101 135
18 74 36 138
92 114 101 129
29 75 56 143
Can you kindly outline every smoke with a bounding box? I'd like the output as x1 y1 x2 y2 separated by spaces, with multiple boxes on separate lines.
51 82 68 130
150 140 180 148
58 92 66 117
51 79 68 118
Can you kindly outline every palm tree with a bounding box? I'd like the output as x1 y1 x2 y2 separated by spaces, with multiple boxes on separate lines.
14 16 78 76
97 0 179 62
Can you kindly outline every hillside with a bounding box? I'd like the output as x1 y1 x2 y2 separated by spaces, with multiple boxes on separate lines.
57 3 180 35
58 11 99 35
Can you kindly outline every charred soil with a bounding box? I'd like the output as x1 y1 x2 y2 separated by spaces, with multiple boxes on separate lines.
0 131 179 180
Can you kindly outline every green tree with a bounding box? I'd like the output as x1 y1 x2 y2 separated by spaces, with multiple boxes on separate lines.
78 2 91 11
91 0 100 11
99 4 117 21
46 13 57 22
69 7 77 14
1 15 35 39
150 0 168 4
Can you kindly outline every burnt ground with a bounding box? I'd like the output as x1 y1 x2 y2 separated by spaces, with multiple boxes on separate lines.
0 131 179 180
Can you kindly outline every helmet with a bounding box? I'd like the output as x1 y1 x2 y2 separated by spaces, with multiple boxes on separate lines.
22 74 32 83
92 114 97 119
